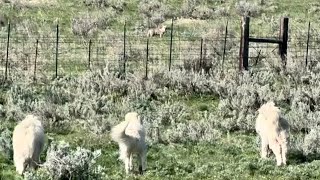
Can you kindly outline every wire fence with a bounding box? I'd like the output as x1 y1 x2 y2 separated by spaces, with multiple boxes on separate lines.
0 21 320 82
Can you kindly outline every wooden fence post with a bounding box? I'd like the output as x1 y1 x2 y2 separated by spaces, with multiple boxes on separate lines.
236 17 290 71
239 16 250 71
279 17 288 67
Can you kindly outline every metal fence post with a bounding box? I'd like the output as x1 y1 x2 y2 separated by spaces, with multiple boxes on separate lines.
145 38 149 79
239 16 250 71
55 24 59 78
222 21 228 70
34 39 39 82
169 19 173 71
123 21 126 77
305 21 311 69
5 23 10 81
88 39 92 70
199 38 203 71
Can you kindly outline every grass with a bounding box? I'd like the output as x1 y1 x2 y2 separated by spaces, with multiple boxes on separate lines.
2 129 320 179
1 0 320 179
1 0 319 78
0 0 318 37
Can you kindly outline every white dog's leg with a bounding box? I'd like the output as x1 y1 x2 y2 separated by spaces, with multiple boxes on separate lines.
281 144 287 165
119 144 130 174
261 138 269 159
281 138 288 165
280 132 288 165
124 154 130 174
14 157 26 175
138 151 147 174
142 152 147 171
270 141 282 166
129 153 133 171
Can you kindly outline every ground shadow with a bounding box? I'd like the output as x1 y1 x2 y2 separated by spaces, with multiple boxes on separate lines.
287 149 320 165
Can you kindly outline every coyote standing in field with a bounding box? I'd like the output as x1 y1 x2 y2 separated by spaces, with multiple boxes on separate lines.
147 25 167 38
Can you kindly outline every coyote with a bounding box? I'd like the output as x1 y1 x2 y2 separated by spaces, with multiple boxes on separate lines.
147 25 167 38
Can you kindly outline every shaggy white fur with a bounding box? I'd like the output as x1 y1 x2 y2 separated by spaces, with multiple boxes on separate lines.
111 112 147 174
255 101 290 166
12 114 45 175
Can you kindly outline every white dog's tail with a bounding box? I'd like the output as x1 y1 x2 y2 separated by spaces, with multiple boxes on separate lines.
110 112 144 142
110 120 129 143
13 115 44 159
258 101 281 127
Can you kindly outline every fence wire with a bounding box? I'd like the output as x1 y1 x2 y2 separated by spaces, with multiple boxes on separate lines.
0 25 319 81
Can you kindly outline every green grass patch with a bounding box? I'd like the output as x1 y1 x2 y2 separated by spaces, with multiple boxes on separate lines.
2 128 320 179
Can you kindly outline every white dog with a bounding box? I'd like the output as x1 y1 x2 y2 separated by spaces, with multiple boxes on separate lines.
12 114 45 175
147 25 166 38
111 112 147 174
255 101 289 166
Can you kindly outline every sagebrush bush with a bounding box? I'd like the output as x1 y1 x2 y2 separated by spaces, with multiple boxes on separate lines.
83 0 126 10
214 6 230 17
191 5 214 20
235 1 261 17
164 120 222 143
181 0 197 17
3 56 320 140
180 0 217 19
0 128 13 160
24 141 106 180
71 9 116 37
138 0 169 28
303 127 320 156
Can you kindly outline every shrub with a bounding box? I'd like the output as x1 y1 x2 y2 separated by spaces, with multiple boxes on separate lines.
214 6 230 17
303 127 320 156
181 0 198 17
138 0 169 28
71 9 116 37
191 5 214 20
235 1 261 17
83 0 126 11
3 57 320 137
0 128 13 160
24 141 106 179
164 121 222 143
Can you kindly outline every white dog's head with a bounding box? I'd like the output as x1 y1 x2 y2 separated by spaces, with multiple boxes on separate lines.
258 101 279 114
125 112 141 123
